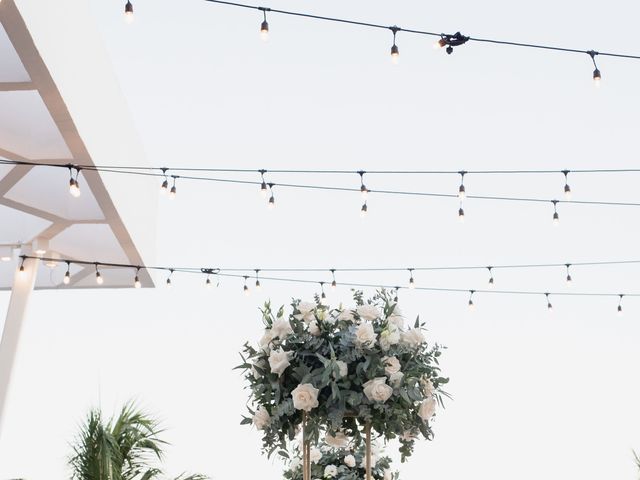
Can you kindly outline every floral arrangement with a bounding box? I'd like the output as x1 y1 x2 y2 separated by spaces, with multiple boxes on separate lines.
238 289 448 461
283 436 398 480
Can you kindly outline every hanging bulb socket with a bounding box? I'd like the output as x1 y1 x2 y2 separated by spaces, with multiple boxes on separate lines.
565 264 572 285
552 200 559 225
166 269 174 287
160 168 169 194
545 293 553 311
358 171 368 198
259 170 268 197
134 268 142 288
408 268 415 289
588 50 601 86
389 26 400 63
487 267 494 287
361 201 368 217
259 8 270 41
267 183 275 209
243 276 250 296
458 171 466 199
468 290 475 311
320 282 326 300
458 207 465 222
124 1 134 23
95 264 103 285
562 170 571 199
617 294 623 316
169 176 177 199
330 269 337 289
255 269 261 290
63 261 71 285
68 166 81 198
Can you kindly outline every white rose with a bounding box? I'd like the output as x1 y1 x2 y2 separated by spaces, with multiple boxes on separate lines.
309 446 322 463
389 371 404 388
421 375 435 396
344 454 356 468
259 329 274 352
356 304 380 321
335 360 348 379
268 348 291 377
379 324 401 351
337 308 354 322
325 431 349 448
271 316 293 339
355 322 376 348
252 406 270 430
382 356 401 375
324 465 338 478
292 383 320 412
401 328 425 348
295 301 316 324
418 396 436 421
309 320 321 336
387 314 405 329
383 468 393 480
291 457 301 470
362 377 393 403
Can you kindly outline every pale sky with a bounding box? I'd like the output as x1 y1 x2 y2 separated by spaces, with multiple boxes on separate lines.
1 0 640 479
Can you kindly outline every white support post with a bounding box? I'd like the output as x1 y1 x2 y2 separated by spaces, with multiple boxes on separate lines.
0 257 39 437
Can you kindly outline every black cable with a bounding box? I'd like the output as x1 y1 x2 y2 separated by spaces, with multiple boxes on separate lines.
22 255 640 298
203 0 640 61
3 159 640 209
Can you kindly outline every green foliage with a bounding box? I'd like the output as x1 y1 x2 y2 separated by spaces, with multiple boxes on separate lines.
68 402 207 480
283 441 398 480
240 289 449 461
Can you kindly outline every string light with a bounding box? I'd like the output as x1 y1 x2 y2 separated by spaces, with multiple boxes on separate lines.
68 166 81 198
458 205 465 222
160 168 169 194
408 268 415 289
320 281 326 300
259 170 268 197
360 201 368 217
124 0 134 23
95 264 103 285
468 290 475 311
437 32 470 55
166 269 174 287
330 269 337 289
268 183 275 208
552 200 560 225
565 264 572 286
545 293 553 311
393 288 400 303
390 26 400 64
487 267 494 288
358 170 368 199
562 170 571 200
259 7 269 41
255 269 262 290
134 268 142 288
63 261 71 285
169 177 177 199
458 171 466 199
18 254 640 313
206 274 213 288
588 50 601 86
617 294 623 316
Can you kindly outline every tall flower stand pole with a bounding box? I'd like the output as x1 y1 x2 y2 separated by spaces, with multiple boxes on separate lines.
365 422 372 480
302 412 310 480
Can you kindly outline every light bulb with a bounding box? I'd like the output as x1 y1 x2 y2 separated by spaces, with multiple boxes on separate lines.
331 279 337 290
169 186 176 199
360 202 368 217
434 38 447 49
564 184 571 200
260 20 269 41
63 271 71 285
96 271 103 285
206 277 212 288
617 304 623 316
390 44 399 64
593 68 601 87
255 279 261 290
547 301 553 312
468 299 475 311
361 184 368 199
458 207 465 222
260 181 268 197
69 178 81 198
408 270 415 289
134 275 141 288
458 184 465 199
124 1 134 23
488 276 494 288
244 284 250 296
566 274 572 285
268 195 275 209
160 179 168 194
553 211 559 225
166 277 172 287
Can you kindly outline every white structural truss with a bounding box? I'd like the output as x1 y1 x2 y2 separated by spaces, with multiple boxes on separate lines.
0 0 156 435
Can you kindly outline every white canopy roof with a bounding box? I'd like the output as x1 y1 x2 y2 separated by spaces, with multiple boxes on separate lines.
0 0 156 289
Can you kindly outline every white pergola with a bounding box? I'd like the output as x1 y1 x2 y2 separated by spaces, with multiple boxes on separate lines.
0 0 156 434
